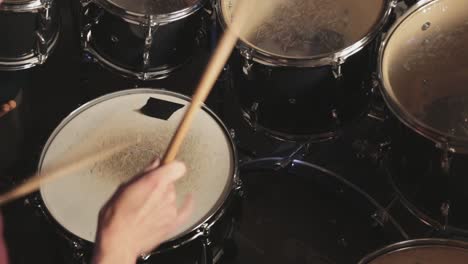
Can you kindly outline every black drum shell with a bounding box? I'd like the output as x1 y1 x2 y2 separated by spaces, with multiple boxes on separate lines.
83 3 207 76
231 44 374 139
0 2 59 62
386 115 468 232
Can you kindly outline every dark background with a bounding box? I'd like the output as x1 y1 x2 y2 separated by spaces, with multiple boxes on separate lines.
0 0 454 263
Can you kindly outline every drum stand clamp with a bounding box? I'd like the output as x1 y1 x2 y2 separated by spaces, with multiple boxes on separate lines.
198 223 214 264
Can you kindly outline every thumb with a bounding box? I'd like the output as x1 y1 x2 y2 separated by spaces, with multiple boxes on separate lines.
143 157 161 173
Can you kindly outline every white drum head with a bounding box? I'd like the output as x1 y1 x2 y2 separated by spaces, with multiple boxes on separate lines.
220 0 386 59
381 0 468 142
39 89 235 243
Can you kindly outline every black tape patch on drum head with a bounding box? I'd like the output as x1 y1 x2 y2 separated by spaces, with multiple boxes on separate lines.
139 97 184 120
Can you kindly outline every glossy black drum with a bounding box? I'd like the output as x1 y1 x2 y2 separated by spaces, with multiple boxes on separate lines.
32 89 241 263
230 158 407 263
379 0 468 235
0 0 59 70
217 0 396 142
80 0 209 80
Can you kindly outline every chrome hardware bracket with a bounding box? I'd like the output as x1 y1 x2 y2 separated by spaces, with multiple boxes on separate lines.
35 0 53 64
332 57 345 79
240 49 254 77
436 142 454 176
440 201 450 229
80 0 92 8
248 102 259 131
81 7 104 49
142 16 159 80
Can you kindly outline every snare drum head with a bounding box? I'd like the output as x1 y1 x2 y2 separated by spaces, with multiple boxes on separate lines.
381 0 468 143
39 89 234 243
361 240 468 264
220 0 386 59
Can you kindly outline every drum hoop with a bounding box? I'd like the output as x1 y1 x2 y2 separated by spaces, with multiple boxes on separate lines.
240 108 339 143
37 88 239 251
239 157 409 240
358 238 468 263
378 0 468 153
215 0 397 67
0 28 60 71
0 0 46 12
384 156 468 237
82 34 186 81
91 0 206 25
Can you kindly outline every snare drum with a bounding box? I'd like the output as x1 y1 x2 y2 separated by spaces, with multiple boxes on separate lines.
80 0 208 80
36 89 239 263
0 0 59 70
233 158 406 263
217 0 395 141
379 0 468 235
359 239 468 264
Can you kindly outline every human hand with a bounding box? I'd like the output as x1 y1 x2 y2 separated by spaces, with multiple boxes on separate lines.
0 101 16 119
0 213 8 264
91 159 194 264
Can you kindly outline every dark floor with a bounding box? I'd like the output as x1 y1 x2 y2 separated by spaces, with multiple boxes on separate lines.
0 1 463 264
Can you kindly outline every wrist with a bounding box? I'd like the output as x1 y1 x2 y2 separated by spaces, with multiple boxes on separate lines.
92 245 135 264
92 234 136 264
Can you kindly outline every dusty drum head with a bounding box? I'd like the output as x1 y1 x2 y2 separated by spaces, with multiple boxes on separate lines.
39 89 235 243
359 239 468 264
380 0 468 151
219 0 389 66
93 0 205 24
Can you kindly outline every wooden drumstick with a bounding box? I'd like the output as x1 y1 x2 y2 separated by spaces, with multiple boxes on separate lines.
0 142 132 205
162 0 282 164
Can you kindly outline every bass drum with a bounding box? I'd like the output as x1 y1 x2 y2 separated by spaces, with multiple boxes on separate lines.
228 158 407 264
358 239 468 264
0 0 60 70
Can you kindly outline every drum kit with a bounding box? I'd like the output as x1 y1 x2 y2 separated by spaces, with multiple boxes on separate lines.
2 0 468 263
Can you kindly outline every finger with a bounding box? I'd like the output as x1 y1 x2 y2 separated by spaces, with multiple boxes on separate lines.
143 157 160 173
156 184 176 205
138 183 176 219
8 100 16 110
123 158 161 187
170 194 194 233
0 105 10 118
1 104 10 112
136 161 186 191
